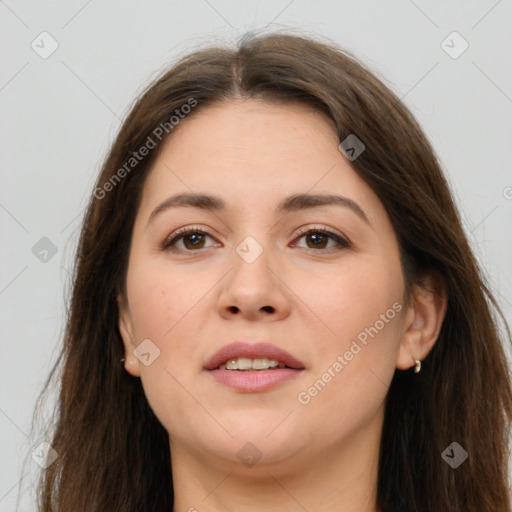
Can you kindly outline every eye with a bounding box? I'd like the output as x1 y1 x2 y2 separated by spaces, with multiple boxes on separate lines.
161 226 351 254
292 227 351 253
161 227 218 252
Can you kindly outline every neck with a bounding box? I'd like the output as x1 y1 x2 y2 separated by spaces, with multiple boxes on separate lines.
170 407 383 512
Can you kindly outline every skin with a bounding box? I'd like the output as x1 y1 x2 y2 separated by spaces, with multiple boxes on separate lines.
118 99 447 512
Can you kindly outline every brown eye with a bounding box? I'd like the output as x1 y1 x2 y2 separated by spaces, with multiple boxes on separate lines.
304 232 329 249
162 228 216 252
294 228 350 252
162 226 350 254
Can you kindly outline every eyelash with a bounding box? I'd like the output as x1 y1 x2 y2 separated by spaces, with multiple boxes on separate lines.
160 226 351 254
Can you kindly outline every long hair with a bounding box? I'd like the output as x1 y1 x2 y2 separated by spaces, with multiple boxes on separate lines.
33 32 512 511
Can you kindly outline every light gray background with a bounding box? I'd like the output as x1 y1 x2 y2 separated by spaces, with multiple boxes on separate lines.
1 1 511 510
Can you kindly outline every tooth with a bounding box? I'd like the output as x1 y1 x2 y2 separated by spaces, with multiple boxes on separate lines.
237 357 253 370
252 358 270 370
218 357 288 370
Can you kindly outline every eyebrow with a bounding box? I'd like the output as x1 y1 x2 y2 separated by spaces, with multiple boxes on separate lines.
147 192 370 226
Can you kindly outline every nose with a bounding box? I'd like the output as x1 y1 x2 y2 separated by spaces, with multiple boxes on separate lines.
216 241 292 322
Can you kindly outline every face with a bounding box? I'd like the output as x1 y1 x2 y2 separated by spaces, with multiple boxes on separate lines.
118 99 412 472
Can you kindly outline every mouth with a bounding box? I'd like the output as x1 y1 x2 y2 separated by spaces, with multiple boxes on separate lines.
217 357 292 371
204 341 305 371
204 341 306 392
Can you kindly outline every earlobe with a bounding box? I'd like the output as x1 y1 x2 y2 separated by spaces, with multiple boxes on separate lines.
116 293 142 377
396 274 448 371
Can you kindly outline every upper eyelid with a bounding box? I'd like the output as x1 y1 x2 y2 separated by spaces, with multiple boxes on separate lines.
294 225 343 236
167 224 344 240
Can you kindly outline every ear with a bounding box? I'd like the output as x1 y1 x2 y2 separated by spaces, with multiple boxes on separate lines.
117 293 142 377
396 273 447 371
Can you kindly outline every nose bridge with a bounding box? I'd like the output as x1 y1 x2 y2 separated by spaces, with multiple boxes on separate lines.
216 228 291 320
228 206 276 266
231 231 274 290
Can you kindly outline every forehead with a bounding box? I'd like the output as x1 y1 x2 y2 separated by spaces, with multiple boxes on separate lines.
138 99 382 221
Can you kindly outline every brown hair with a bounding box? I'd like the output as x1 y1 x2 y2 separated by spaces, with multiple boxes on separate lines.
32 32 512 511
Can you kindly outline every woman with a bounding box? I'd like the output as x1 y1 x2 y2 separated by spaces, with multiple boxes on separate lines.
34 32 512 511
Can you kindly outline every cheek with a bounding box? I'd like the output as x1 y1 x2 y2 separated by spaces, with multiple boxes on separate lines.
295 255 403 412
125 258 219 394
302 253 404 346
125 256 203 343
124 265 210 436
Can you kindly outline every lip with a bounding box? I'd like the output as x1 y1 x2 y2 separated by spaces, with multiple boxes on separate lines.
203 341 306 393
203 341 305 371
208 368 305 393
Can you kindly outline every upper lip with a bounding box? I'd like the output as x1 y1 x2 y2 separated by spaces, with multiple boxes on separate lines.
204 341 305 371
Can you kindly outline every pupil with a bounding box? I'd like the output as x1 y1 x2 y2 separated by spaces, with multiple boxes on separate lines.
309 233 326 248
185 234 203 249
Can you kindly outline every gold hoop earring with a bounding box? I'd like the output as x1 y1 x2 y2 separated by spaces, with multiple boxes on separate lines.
414 359 421 373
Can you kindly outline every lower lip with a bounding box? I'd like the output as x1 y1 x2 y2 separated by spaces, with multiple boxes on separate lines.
206 368 305 392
